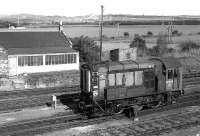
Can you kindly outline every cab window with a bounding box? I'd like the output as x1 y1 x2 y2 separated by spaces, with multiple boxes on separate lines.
144 71 154 88
124 72 134 86
135 71 143 86
174 69 178 78
116 73 123 86
99 79 106 90
166 68 179 90
168 69 173 80
108 73 115 86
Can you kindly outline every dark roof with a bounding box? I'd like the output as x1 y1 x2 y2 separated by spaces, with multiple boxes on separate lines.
0 31 75 55
150 57 181 68
8 47 76 55
0 31 71 49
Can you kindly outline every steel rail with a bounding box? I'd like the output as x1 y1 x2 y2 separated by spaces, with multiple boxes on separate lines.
1 93 200 136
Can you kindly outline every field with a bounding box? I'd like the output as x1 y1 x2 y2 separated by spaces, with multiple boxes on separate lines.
1 25 200 50
2 25 200 38
62 25 200 38
65 25 200 50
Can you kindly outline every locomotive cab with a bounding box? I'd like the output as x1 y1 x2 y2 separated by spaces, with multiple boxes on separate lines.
79 57 183 117
151 57 183 93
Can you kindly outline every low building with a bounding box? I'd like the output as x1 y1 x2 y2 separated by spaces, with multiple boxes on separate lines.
102 47 137 61
0 29 79 90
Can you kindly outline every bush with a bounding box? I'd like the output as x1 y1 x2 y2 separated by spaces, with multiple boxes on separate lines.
172 30 182 36
129 34 147 56
124 32 130 37
147 33 170 56
179 41 200 52
167 47 174 53
102 35 108 39
129 34 146 49
147 31 153 37
172 30 178 35
71 36 100 63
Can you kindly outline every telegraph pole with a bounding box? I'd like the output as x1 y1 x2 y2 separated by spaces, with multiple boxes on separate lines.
17 16 20 26
99 5 104 62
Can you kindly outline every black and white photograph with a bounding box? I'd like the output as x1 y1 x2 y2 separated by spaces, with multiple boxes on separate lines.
0 0 200 135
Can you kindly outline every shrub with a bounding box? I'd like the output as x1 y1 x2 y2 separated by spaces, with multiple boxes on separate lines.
71 36 100 63
179 41 200 52
123 32 130 37
172 30 182 36
147 33 170 56
129 34 146 49
129 34 147 56
147 31 153 37
102 35 108 39
172 30 179 35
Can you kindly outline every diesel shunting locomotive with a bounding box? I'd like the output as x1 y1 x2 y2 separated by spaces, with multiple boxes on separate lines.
79 57 184 118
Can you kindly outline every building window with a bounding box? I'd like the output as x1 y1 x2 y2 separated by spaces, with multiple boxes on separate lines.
45 53 77 65
18 56 43 66
73 54 77 63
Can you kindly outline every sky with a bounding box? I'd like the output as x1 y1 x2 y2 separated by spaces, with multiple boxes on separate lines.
1 0 200 16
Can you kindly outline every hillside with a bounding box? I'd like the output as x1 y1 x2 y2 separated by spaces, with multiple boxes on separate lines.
1 14 200 27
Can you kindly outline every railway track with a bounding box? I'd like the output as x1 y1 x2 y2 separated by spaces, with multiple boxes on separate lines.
0 86 80 112
80 108 200 136
0 85 80 99
0 84 198 113
1 93 200 136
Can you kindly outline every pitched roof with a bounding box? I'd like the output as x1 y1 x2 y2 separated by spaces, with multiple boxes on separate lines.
0 31 76 55
8 47 76 55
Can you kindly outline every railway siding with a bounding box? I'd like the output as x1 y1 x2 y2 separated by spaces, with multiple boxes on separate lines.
71 106 200 136
1 96 200 136
0 86 80 112
0 85 79 100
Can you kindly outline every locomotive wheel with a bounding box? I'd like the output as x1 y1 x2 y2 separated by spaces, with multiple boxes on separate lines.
106 104 114 115
128 108 134 119
78 101 85 111
124 107 135 119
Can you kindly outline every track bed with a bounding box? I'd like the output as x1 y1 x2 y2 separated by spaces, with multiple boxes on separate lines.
1 92 200 136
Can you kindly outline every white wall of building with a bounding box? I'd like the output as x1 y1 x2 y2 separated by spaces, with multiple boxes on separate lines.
8 56 18 76
8 52 79 76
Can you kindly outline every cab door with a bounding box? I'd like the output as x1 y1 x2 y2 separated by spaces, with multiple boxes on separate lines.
97 67 108 100
166 68 179 91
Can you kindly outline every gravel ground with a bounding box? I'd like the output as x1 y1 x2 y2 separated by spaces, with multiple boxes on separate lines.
41 106 200 136
0 105 67 125
161 125 200 136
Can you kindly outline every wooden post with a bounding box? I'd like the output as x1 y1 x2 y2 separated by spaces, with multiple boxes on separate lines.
99 5 104 62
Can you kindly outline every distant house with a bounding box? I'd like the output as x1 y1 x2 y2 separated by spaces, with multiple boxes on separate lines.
0 29 79 90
